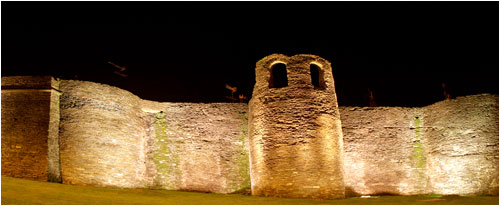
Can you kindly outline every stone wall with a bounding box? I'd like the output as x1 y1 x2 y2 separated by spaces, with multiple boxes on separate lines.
1 75 498 197
1 76 61 182
424 94 499 195
339 94 499 196
59 80 150 188
249 54 345 199
58 80 250 193
340 107 428 196
148 103 249 194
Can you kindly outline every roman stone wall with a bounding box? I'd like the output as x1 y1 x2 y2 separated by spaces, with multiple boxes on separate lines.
1 76 61 182
423 94 499 195
339 94 499 196
48 86 62 182
249 54 345 199
58 80 249 193
148 103 249 194
2 75 498 197
59 80 150 188
340 107 429 196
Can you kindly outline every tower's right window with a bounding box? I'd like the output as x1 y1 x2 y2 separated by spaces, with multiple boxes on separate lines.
269 63 288 88
310 63 324 88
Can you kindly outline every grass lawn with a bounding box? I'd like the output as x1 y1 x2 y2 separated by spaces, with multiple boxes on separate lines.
2 176 498 205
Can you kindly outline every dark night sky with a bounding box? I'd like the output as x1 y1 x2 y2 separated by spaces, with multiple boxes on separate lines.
2 1 498 106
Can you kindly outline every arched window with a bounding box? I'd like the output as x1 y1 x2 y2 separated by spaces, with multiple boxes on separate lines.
310 63 325 89
269 63 288 88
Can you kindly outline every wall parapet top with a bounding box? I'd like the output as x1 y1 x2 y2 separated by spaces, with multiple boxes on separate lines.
2 76 60 91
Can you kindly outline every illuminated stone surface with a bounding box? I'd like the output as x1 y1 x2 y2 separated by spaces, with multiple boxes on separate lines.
59 80 150 188
58 80 249 193
1 69 498 198
146 102 250 193
248 54 345 199
424 94 499 196
340 95 499 196
340 107 429 196
1 76 61 182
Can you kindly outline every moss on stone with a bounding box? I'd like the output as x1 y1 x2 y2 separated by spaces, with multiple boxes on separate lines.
412 142 426 169
411 116 427 192
411 117 425 169
236 112 251 191
152 112 178 190
228 112 251 193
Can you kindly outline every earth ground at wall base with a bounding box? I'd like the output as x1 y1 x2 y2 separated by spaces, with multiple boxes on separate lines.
2 177 498 205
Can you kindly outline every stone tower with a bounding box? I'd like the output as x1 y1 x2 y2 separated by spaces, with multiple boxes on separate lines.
248 54 345 199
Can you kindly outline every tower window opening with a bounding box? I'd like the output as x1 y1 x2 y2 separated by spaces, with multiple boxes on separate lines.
269 63 288 88
310 63 325 89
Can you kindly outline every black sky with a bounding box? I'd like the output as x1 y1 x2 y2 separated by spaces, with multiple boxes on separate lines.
2 1 498 106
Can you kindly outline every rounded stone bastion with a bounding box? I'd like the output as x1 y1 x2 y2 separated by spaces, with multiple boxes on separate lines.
248 54 345 199
58 80 150 188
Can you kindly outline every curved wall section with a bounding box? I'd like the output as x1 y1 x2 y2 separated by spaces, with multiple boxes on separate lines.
424 94 499 195
58 80 250 193
339 94 499 196
59 80 151 188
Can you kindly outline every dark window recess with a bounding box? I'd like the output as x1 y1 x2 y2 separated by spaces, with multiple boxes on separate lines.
269 63 288 88
310 64 325 88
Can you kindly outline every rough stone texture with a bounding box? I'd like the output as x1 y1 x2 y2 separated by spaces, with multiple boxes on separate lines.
423 94 499 196
2 75 498 198
150 103 250 194
2 76 58 90
1 76 61 182
248 54 345 199
339 94 499 197
59 80 150 188
58 80 250 193
340 107 430 196
47 83 62 182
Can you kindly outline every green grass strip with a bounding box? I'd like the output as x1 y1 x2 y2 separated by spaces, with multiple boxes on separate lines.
2 177 498 205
